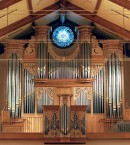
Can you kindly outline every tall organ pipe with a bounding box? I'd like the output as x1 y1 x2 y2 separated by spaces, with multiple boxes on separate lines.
93 68 104 113
6 54 22 117
37 42 47 78
24 69 35 113
106 53 122 117
81 42 91 78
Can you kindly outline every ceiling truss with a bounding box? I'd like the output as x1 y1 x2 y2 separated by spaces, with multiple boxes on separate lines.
67 1 130 39
109 0 130 10
0 2 60 37
0 0 22 10
0 0 130 39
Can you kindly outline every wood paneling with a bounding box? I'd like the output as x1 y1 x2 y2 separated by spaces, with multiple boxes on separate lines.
0 54 7 112
0 132 130 140
27 0 33 15
0 2 59 37
124 109 130 120
109 0 130 10
93 0 102 15
67 1 130 39
0 0 21 10
34 78 94 87
22 114 43 133
86 114 105 133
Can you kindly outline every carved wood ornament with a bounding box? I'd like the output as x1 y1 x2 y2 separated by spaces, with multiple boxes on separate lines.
24 38 36 56
36 87 53 100
24 63 37 75
5 41 25 60
78 26 103 56
102 40 123 60
48 42 80 62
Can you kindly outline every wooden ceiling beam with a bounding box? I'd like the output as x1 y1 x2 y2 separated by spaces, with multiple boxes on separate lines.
93 0 102 15
109 0 130 10
27 0 33 15
60 0 67 6
67 1 130 39
0 0 22 10
0 2 60 37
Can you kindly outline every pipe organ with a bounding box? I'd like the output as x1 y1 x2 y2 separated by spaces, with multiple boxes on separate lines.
24 69 35 113
2 26 125 142
93 68 104 113
37 87 53 113
6 53 22 117
80 42 91 78
43 94 87 143
37 42 47 79
103 41 123 116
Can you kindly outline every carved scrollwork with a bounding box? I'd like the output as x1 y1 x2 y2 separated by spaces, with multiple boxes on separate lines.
104 49 123 60
101 40 123 60
24 39 36 55
78 26 103 56
6 49 23 60
5 40 25 59
92 36 103 55
44 110 60 137
80 35 91 42
60 96 71 106
36 87 53 100
35 26 50 42
74 87 92 101
48 42 80 62
24 63 37 75
91 63 104 77
35 34 48 41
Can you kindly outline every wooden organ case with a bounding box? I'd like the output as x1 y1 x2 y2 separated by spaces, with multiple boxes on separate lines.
2 24 125 141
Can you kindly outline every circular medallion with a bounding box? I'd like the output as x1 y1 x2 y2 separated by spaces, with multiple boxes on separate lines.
52 26 74 48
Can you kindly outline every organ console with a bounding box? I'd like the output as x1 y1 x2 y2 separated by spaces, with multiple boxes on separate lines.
43 94 87 143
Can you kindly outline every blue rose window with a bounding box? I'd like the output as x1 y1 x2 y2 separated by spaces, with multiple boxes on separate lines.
52 26 74 48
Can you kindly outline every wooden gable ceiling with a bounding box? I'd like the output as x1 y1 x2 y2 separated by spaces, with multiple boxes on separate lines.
0 0 130 40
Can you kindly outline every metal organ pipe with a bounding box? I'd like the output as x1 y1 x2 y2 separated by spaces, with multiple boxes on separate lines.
8 56 12 112
47 53 83 79
74 88 91 113
99 69 102 113
119 61 122 116
37 42 47 78
60 103 70 135
99 69 104 113
87 43 91 78
37 88 53 113
7 54 22 117
106 62 109 116
109 55 112 117
16 57 19 116
24 69 35 113
93 67 104 113
96 71 98 113
27 69 29 113
81 42 91 78
116 56 119 116
24 69 26 113
106 53 122 117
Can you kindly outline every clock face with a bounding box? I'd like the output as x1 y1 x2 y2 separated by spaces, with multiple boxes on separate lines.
52 26 74 48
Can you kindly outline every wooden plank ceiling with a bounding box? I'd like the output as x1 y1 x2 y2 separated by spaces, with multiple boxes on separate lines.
0 0 130 40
